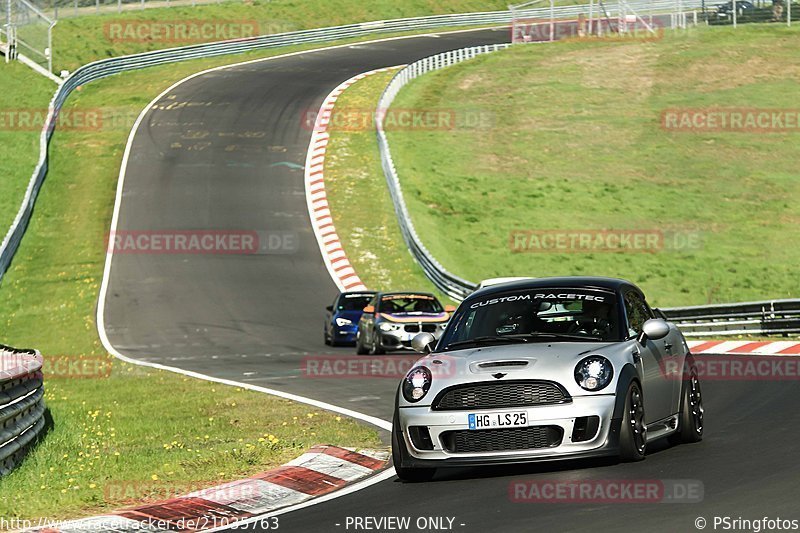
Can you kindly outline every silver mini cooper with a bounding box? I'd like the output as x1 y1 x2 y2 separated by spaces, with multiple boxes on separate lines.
392 277 704 481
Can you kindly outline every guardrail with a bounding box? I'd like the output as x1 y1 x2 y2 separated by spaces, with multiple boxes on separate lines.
0 344 46 475
0 0 707 284
375 44 511 300
661 300 800 337
373 15 798 338
0 12 520 284
374 10 692 300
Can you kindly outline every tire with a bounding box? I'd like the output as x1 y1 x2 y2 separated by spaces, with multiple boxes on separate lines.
619 381 647 462
369 330 385 355
392 409 436 482
324 329 332 346
669 356 704 445
355 331 368 355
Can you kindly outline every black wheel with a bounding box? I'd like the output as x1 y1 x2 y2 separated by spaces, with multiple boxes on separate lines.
324 329 332 346
355 331 368 355
619 381 646 461
369 330 385 355
392 409 436 482
669 357 704 445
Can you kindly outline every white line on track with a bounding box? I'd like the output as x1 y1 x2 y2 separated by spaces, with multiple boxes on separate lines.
94 24 506 528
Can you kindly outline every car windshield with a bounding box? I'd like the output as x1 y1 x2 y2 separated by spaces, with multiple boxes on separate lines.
440 288 621 350
337 294 374 311
379 294 443 314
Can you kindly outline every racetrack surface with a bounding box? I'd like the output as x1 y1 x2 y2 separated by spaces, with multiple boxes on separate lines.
101 28 800 532
102 29 509 422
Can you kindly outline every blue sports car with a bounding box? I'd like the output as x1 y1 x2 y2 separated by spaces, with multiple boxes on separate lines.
324 291 377 346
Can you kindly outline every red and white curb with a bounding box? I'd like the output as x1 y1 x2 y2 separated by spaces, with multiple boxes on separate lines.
687 340 800 356
304 68 395 293
26 446 388 532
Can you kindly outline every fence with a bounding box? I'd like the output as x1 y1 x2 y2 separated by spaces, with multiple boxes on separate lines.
35 0 241 19
661 300 800 336
707 0 795 26
2 0 55 72
0 344 46 476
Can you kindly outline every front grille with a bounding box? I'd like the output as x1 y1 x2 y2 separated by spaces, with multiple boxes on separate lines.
441 426 563 453
403 324 438 333
432 381 569 411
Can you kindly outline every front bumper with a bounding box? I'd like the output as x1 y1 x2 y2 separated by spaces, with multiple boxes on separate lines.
397 394 620 467
378 327 444 351
332 325 358 344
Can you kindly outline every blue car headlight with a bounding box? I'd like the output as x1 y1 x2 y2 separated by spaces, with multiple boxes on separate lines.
574 356 613 391
335 317 353 327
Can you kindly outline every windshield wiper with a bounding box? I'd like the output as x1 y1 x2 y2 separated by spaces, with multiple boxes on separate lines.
444 336 529 350
506 333 604 342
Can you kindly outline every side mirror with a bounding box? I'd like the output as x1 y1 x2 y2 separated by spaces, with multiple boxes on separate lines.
362 305 374 314
411 332 436 354
444 305 456 313
638 318 670 344
326 305 333 312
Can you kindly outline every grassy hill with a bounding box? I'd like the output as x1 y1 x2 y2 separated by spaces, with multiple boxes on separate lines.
385 25 800 306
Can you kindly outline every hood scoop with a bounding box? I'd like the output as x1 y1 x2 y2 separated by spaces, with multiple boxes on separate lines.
471 360 531 373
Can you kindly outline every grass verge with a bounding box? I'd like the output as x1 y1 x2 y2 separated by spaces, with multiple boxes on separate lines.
0 41 394 521
385 25 800 307
321 69 448 302
53 0 515 71
0 64 57 234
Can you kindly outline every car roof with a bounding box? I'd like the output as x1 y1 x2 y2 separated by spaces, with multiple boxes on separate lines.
376 291 438 298
467 276 639 300
340 290 376 295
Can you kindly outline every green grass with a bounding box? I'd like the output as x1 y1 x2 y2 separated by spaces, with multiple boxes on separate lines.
322 69 448 302
0 64 57 234
53 0 516 71
0 44 388 521
385 25 800 307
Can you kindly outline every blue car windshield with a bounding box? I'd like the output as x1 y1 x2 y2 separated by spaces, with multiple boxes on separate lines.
441 289 621 348
337 294 373 311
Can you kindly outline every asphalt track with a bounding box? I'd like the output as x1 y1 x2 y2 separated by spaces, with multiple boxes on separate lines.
101 28 800 533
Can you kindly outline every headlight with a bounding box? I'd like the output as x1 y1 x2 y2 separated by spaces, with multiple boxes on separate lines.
379 322 401 332
335 317 352 327
574 356 613 391
402 366 432 402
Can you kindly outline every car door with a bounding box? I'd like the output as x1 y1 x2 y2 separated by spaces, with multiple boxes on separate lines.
325 295 338 338
624 290 672 423
643 297 685 415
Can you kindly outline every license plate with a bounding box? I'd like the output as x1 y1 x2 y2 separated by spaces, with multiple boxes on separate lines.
468 411 528 430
